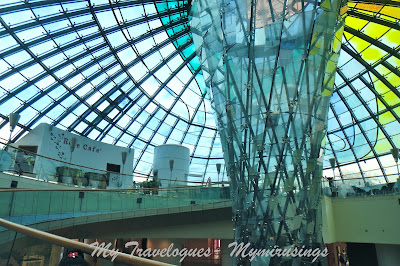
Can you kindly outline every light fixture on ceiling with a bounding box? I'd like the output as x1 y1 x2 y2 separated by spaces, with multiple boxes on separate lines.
391 148 399 181
8 113 20 144
169 159 174 185
216 163 221 186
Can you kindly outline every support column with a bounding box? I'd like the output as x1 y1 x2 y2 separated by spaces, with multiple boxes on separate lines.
191 0 347 264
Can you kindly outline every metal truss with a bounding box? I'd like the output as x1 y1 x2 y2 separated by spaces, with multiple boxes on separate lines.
0 0 399 183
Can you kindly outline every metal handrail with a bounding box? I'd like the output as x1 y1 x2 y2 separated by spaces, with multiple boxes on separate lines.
0 185 231 193
0 218 174 266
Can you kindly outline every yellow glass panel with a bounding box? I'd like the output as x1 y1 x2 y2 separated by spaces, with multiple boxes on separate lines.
343 31 353 41
385 73 400 88
321 0 332 11
375 65 390 76
321 135 326 147
340 5 348 15
380 6 400 19
379 111 396 125
330 53 340 63
387 56 400 68
375 80 390 94
333 37 340 53
356 9 374 16
335 25 345 41
377 99 385 113
382 91 400 106
326 59 337 74
379 14 398 22
345 16 368 31
394 106 400 117
362 23 390 40
309 33 323 55
333 25 344 53
309 48 319 56
322 88 333 97
323 72 335 88
356 3 383 12
374 138 392 153
370 72 378 83
327 77 335 88
311 32 320 46
349 35 370 51
381 29 400 49
361 45 386 64
377 128 387 141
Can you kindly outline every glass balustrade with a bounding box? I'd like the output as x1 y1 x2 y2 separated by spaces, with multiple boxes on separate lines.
0 144 231 239
0 187 230 230
321 177 400 198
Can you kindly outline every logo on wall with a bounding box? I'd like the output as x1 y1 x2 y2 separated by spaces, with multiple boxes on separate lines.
50 132 67 160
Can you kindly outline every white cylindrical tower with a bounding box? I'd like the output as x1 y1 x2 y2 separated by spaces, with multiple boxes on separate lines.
153 144 190 187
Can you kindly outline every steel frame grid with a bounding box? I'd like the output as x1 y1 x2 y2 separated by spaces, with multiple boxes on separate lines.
0 0 399 183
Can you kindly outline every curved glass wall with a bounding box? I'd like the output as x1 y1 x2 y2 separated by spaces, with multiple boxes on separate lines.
0 0 399 185
0 0 224 182
324 1 400 186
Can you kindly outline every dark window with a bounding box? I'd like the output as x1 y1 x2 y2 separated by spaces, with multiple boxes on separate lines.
107 163 121 173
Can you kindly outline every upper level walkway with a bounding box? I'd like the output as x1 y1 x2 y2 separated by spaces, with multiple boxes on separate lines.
2 169 400 247
0 172 231 244
1 142 399 247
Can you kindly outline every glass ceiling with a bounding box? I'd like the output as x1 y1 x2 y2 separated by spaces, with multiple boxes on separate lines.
0 0 399 185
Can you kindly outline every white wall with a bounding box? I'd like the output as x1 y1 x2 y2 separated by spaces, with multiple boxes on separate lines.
11 123 134 188
153 144 190 187
322 194 400 244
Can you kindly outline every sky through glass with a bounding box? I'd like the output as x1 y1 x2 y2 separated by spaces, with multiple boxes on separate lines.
0 0 399 185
